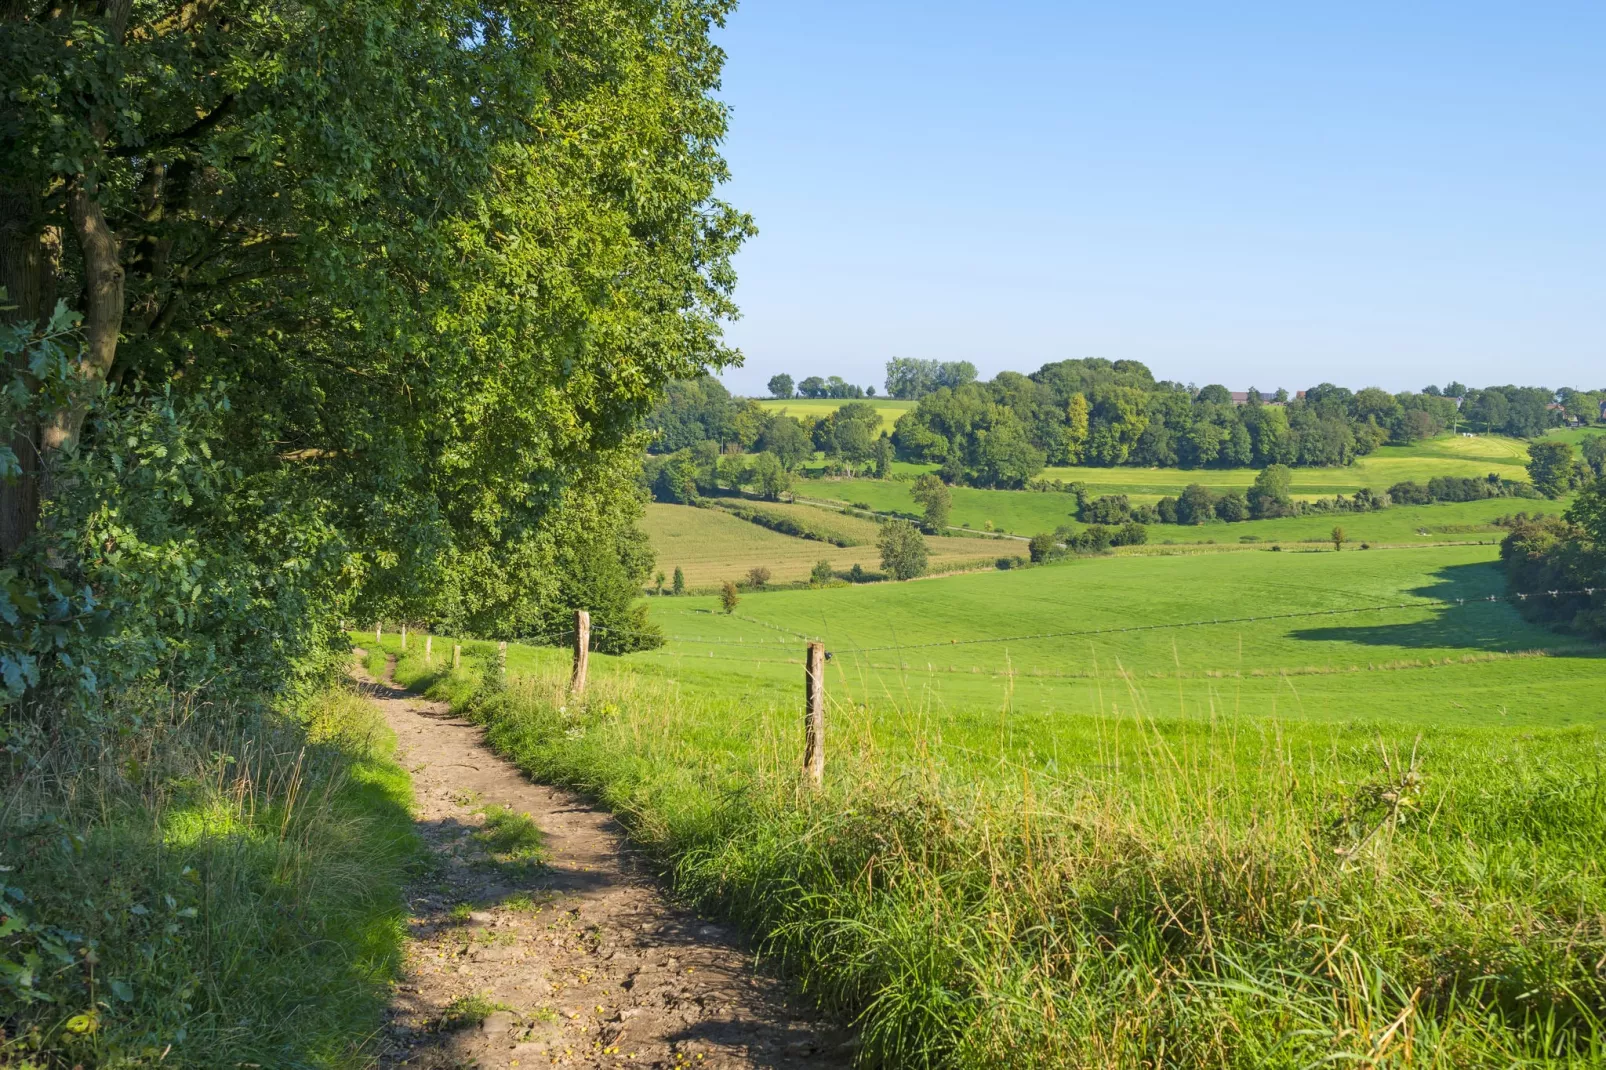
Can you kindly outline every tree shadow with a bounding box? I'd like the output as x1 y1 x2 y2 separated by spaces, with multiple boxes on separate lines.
1288 561 1604 655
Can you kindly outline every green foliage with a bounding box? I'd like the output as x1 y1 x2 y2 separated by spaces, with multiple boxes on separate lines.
910 473 952 533
673 567 686 596
719 580 739 614
888 359 1572 483
873 433 893 478
809 559 834 587
767 374 794 399
883 358 978 400
877 519 929 580
1248 462 1295 517
1529 440 1580 498
1177 483 1218 524
2 0 741 712
1582 435 1606 478
1501 476 1606 637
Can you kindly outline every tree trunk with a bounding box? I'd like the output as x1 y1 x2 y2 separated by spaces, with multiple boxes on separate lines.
39 181 125 504
0 190 60 559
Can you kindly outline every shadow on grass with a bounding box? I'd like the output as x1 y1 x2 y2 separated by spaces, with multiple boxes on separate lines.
1289 561 1605 655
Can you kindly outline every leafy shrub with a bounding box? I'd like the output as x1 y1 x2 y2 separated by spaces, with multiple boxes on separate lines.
1078 494 1132 525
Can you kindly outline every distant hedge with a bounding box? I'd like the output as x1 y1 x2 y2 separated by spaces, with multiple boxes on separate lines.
713 502 862 547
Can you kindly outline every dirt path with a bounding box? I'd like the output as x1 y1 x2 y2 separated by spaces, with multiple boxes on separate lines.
357 654 852 1069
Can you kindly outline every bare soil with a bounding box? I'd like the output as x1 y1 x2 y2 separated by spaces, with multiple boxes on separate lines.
357 654 852 1069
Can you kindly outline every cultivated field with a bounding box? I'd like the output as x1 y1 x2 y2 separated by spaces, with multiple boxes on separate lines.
642 502 1000 588
753 396 915 428
1042 433 1533 500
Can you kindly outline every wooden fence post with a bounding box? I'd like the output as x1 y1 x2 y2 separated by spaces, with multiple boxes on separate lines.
400 623 407 649
425 634 432 663
571 609 590 694
376 622 382 643
453 643 461 670
803 641 825 789
497 641 507 676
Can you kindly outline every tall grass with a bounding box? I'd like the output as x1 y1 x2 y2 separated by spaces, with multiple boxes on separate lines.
0 682 417 1067
419 637 1606 1068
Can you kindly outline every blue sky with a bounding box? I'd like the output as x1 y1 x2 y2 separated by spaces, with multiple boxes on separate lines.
710 3 1605 397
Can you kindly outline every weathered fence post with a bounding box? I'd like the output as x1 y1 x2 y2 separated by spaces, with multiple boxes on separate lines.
400 623 407 649
803 641 825 789
497 641 507 676
375 622 382 643
571 609 590 694
453 643 462 670
425 634 432 663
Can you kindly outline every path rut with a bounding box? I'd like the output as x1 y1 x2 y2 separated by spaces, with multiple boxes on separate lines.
359 655 852 1069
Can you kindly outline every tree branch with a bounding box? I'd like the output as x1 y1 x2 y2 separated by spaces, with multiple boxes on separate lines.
113 95 235 157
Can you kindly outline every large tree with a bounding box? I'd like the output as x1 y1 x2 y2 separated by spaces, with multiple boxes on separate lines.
1 0 750 698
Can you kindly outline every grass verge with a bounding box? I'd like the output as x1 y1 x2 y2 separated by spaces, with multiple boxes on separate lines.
0 678 418 1067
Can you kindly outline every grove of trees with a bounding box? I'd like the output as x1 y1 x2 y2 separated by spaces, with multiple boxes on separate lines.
887 359 1600 488
1 0 749 707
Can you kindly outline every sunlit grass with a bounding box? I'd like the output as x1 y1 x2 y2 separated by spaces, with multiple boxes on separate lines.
446 643 1606 1067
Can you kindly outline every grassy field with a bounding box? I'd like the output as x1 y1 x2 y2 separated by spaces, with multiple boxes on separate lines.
787 434 1543 538
754 396 916 428
796 478 1550 543
642 501 1003 587
1544 426 1606 447
1041 434 1534 501
377 535 1606 1066
632 542 1605 725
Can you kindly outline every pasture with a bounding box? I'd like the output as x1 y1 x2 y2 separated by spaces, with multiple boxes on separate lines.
631 541 1605 725
384 533 1606 1066
795 479 1545 542
1042 433 1533 500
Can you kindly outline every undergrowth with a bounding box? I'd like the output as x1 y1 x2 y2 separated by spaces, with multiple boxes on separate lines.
0 680 418 1067
398 634 1606 1069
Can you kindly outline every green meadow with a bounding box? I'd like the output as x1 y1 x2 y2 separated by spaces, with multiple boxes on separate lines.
794 435 1536 532
368 430 1605 1065
629 542 1603 726
373 531 1606 1066
798 479 1545 543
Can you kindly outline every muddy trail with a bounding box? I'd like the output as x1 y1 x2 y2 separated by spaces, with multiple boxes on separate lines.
356 653 853 1069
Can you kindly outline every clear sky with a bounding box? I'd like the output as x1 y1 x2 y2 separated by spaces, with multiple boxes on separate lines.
710 2 1605 398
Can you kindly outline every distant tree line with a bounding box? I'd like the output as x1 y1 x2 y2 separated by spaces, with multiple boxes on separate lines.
887 359 1603 489
883 358 979 399
644 378 893 502
766 373 878 399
